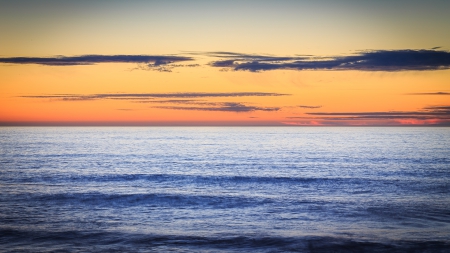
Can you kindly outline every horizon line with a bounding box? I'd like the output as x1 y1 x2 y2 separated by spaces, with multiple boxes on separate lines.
1 121 449 127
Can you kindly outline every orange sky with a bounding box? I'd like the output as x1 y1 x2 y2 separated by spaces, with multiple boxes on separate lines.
1 1 449 126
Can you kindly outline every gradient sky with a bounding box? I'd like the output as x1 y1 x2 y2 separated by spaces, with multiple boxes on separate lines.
1 0 450 126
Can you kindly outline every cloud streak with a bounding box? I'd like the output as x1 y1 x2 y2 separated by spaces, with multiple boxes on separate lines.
20 92 287 113
286 105 450 125
132 63 200 72
0 55 193 66
20 92 289 101
208 49 450 72
4 50 450 73
142 99 282 112
155 102 280 112
298 105 322 109
407 92 450 95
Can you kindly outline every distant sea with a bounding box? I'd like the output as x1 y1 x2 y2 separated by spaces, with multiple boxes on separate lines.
0 127 449 252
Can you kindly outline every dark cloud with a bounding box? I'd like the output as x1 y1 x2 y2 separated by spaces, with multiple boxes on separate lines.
307 112 450 116
0 55 192 66
143 99 244 108
285 105 450 126
298 105 322 109
208 49 450 72
407 92 450 95
133 63 201 72
297 105 450 121
206 51 302 62
291 115 446 120
423 106 450 111
208 52 303 70
20 92 288 101
7 50 449 72
21 92 285 113
155 102 280 112
139 99 205 104
144 99 281 112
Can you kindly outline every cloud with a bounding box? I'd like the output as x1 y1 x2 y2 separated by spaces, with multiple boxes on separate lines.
306 112 450 117
143 99 281 112
205 51 302 62
20 92 287 113
407 92 450 95
6 50 449 72
138 99 205 104
208 49 450 72
285 105 450 126
155 102 280 112
287 105 450 125
132 63 200 72
298 105 322 109
423 105 450 111
20 92 289 101
0 55 193 66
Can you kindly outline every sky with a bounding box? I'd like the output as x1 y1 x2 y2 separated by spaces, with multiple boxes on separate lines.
1 0 450 126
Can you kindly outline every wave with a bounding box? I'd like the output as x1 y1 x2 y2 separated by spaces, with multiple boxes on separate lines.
3 173 448 196
3 172 444 185
3 191 449 226
1 228 449 253
3 191 276 209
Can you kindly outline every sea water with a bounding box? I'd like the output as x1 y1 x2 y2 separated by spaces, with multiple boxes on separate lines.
0 127 449 252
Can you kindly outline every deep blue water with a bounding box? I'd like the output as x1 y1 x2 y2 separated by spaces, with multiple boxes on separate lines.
0 127 449 252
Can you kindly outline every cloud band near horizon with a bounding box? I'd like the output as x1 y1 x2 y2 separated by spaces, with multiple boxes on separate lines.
2 49 450 73
0 55 192 66
20 92 289 101
209 49 450 72
286 105 450 123
155 102 280 112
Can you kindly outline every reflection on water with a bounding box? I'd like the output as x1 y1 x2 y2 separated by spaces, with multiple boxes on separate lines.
0 127 449 252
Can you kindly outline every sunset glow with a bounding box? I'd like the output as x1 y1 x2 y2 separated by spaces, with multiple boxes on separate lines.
1 0 449 126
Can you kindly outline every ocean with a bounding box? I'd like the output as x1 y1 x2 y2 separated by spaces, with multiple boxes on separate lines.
0 127 449 252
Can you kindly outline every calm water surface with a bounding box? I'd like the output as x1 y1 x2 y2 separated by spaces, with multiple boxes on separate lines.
0 127 449 252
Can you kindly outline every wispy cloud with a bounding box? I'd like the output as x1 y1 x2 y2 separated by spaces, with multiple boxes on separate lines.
138 99 205 104
406 92 450 95
204 51 302 62
0 55 192 66
306 111 450 117
155 102 280 112
143 99 282 112
20 92 289 101
5 50 450 73
286 105 450 125
208 49 450 72
298 105 322 109
423 105 450 111
132 63 200 72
